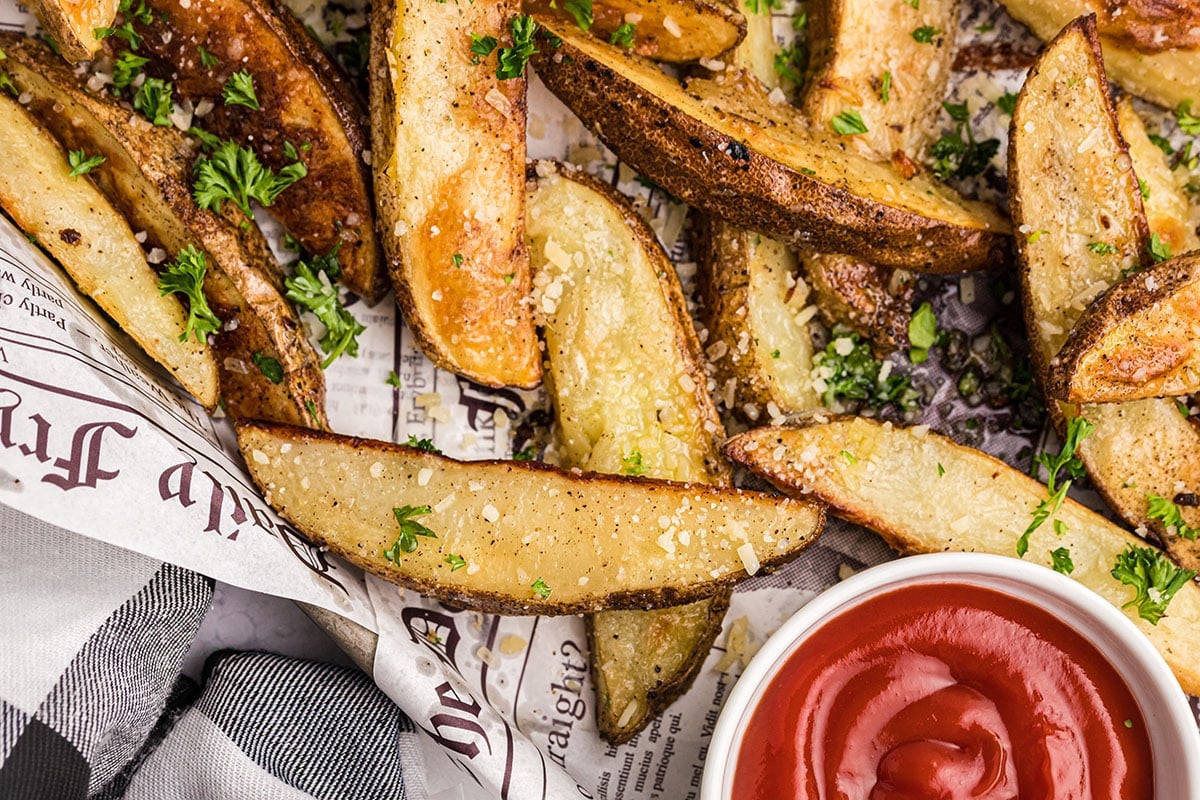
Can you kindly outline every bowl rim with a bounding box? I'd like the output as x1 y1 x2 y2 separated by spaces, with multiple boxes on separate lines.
701 551 1200 800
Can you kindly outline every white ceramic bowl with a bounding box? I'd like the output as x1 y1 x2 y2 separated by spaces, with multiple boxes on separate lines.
702 552 1200 799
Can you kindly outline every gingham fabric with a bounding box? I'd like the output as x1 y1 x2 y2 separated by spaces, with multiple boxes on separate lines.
0 505 423 799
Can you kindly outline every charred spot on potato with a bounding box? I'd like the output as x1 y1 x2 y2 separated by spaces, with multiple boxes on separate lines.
59 228 81 244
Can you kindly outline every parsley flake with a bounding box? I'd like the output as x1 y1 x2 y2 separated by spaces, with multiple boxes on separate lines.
531 577 552 599
1175 100 1200 136
912 25 942 43
1138 178 1150 201
1087 241 1119 255
405 436 441 454
621 450 646 475
996 92 1018 116
840 450 857 464
386 370 402 388
157 245 221 343
444 553 467 571
198 45 219 68
250 351 284 383
907 301 939 364
470 33 498 64
95 21 142 50
222 69 260 110
497 15 538 80
812 329 919 412
879 71 892 104
1148 134 1174 156
937 463 945 477
385 505 437 560
1035 416 1095 493
1146 494 1200 540
930 101 999 180
1148 232 1171 264
513 445 537 461
832 109 868 136
451 253 464 268
112 50 149 92
192 139 307 219
283 248 365 368
67 150 106 177
1111 546 1195 624
564 0 592 30
1050 547 1074 574
609 22 636 47
133 78 173 126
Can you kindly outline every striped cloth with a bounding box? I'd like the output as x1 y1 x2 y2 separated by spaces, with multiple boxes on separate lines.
0 505 423 799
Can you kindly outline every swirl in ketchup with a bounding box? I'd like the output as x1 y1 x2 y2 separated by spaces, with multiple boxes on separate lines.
733 582 1153 799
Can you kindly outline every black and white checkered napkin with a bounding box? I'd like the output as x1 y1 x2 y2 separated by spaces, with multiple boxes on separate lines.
0 505 425 800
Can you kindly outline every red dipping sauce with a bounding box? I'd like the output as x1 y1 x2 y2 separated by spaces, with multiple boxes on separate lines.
733 582 1153 800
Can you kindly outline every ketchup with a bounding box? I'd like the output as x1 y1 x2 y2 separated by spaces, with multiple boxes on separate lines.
733 582 1153 799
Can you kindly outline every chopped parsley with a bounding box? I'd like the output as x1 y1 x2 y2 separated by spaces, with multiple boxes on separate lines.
451 253 464 268
609 22 636 47
1148 134 1174 155
251 351 284 383
1050 547 1074 574
118 0 153 26
187 126 222 151
503 272 514 285
94 21 142 50
840 450 858 464
770 349 781 359
386 370 402 387
911 25 942 44
564 0 592 30
1017 482 1068 557
773 43 806 85
1034 416 1094 493
1111 546 1196 624
283 248 365 368
1138 178 1150 201
531 577 552 599
996 92 1018 116
497 15 538 80
930 101 999 180
937 463 945 477
831 109 868 136
1148 232 1171 264
0 72 16 98
192 139 307 219
907 301 940 364
470 33 498 64
879 71 892 104
513 445 537 461
745 0 782 11
1027 230 1048 243
222 69 260 110
444 553 467 571
133 77 173 126
621 450 646 475
1174 100 1200 136
198 45 219 68
405 435 441 453
157 245 221 343
1086 241 1119 255
111 50 149 92
67 150 105 177
384 505 437 560
1146 493 1200 540
811 329 919 412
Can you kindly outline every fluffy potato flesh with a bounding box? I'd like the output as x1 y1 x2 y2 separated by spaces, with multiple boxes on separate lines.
997 0 1200 110
524 0 745 62
724 418 1200 696
1050 252 1200 402
527 163 730 743
237 421 824 615
131 0 384 302
371 0 539 388
1010 16 1200 573
23 0 116 62
1 34 326 429
0 93 218 409
531 18 1009 273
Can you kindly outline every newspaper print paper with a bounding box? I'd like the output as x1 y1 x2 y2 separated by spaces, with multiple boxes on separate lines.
2 0 1199 797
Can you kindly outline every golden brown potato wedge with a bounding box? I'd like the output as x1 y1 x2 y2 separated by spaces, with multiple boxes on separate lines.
1 34 326 429
371 0 539 389
997 0 1200 110
23 0 116 62
531 18 1009 273
132 0 384 302
525 0 745 63
801 0 959 162
724 1 777 87
0 92 218 409
1116 99 1200 257
527 162 730 743
723 418 1200 696
236 420 824 615
1010 16 1200 572
1049 252 1200 402
802 255 916 350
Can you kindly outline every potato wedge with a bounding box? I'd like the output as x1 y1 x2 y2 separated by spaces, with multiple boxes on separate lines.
997 0 1200 110
723 418 1200 696
801 0 959 162
132 0 384 302
1010 16 1200 572
531 18 1009 273
802 255 916 350
0 92 218 409
524 0 745 63
1 34 326 429
23 0 116 62
236 420 824 615
1049 252 1200 402
527 162 730 742
371 0 539 389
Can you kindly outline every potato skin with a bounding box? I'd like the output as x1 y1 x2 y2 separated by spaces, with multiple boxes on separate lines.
130 0 383 303
23 0 117 62
531 19 1009 273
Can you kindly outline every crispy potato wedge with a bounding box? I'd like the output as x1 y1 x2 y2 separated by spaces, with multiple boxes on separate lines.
1050 252 1200 402
1 34 326 429
0 92 218 409
1116 98 1200 257
132 0 384 302
371 0 539 389
725 2 778 88
23 0 116 62
531 18 1009 273
802 255 916 350
527 162 730 742
723 418 1200 696
1010 16 1200 572
236 420 824 615
997 0 1200 110
525 0 745 63
801 0 959 162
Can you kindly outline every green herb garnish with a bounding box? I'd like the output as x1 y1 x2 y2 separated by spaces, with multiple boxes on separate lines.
912 25 942 43
609 22 636 47
192 139 307 219
157 245 221 343
111 50 149 92
1050 547 1074 574
133 77 173 126
67 150 106 177
621 450 646 475
405 436 441 454
907 301 939 364
222 69 260 110
1111 546 1196 624
283 249 365 368
531 577 552 599
385 505 437 561
251 351 284 384
832 109 868 136
497 15 538 80
930 101 999 180
444 553 467 571
1146 494 1200 540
